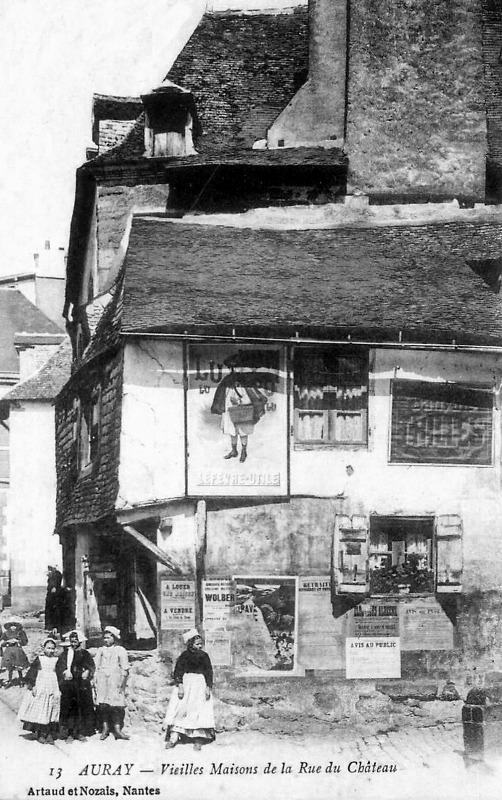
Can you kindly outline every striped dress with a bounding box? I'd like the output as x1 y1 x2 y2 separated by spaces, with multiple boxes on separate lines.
18 655 61 733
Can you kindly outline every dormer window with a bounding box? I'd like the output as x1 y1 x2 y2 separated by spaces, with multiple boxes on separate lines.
141 80 200 158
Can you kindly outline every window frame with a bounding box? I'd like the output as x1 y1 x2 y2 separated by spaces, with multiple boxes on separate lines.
292 346 369 449
333 513 463 597
0 421 9 482
369 515 435 597
77 384 102 473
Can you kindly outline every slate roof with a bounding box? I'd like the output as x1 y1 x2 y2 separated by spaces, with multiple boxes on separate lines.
0 290 64 375
87 3 502 175
92 94 143 146
4 338 72 401
167 7 308 153
87 7 317 170
121 217 502 346
81 280 123 365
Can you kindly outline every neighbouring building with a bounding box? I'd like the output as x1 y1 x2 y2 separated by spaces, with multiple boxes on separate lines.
0 289 65 606
2 339 71 611
0 241 67 329
55 0 502 715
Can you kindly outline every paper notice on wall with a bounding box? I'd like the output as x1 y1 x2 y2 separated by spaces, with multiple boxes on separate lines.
202 579 235 665
205 632 232 666
399 596 454 651
346 637 401 679
160 580 196 630
351 601 400 637
298 576 344 670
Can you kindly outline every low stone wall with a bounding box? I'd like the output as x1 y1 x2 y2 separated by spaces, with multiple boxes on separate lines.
0 618 490 740
125 658 468 739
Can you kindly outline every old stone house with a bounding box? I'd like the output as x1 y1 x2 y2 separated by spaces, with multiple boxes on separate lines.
55 0 502 715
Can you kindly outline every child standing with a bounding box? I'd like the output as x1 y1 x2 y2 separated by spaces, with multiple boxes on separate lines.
17 637 61 744
1 621 29 686
164 628 215 752
93 626 130 740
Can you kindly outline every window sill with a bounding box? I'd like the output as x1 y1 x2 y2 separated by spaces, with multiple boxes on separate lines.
294 442 368 451
370 592 435 599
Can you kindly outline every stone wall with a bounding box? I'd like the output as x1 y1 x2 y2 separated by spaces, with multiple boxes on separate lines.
346 0 487 200
124 652 465 739
96 184 170 293
55 350 123 531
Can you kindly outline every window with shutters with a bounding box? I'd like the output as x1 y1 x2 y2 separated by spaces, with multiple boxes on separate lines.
435 514 463 593
78 385 102 472
293 347 368 446
334 515 370 594
333 514 463 596
390 381 493 465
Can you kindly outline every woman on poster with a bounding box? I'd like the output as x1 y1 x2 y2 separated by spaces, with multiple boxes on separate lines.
211 370 270 463
93 626 130 740
17 637 61 744
163 629 215 751
56 629 96 740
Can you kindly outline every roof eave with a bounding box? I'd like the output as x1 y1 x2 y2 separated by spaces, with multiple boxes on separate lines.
119 324 502 351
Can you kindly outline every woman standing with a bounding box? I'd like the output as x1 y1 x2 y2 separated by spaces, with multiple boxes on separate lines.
163 629 215 751
93 626 130 740
17 637 61 744
0 621 29 686
56 630 96 740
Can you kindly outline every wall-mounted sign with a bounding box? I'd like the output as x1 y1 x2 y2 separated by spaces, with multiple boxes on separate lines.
390 380 493 465
160 579 196 631
187 344 287 496
352 601 399 637
231 576 297 674
346 637 401 679
202 579 235 665
399 596 454 651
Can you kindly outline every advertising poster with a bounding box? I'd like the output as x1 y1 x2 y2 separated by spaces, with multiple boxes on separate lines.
351 601 400 638
160 580 196 630
346 637 401 679
231 576 298 674
187 344 287 497
202 579 235 665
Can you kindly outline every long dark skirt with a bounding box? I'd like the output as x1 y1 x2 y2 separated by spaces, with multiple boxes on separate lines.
23 720 59 738
59 680 96 737
97 704 125 728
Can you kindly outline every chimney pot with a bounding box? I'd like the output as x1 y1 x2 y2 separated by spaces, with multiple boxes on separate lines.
45 240 50 250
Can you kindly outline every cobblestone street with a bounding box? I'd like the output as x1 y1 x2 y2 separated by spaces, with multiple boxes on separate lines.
1 686 501 800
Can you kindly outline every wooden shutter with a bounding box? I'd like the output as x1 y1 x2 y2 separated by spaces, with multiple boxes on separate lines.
334 514 369 594
435 514 463 593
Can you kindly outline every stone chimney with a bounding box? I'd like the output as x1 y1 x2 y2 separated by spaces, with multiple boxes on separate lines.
266 0 348 149
345 0 487 202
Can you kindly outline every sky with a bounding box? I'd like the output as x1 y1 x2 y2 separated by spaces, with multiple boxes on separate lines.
0 0 300 278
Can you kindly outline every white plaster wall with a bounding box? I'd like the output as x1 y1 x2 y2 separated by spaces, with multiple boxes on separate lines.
118 340 185 507
156 500 198 575
7 401 61 602
291 348 502 591
118 340 502 591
